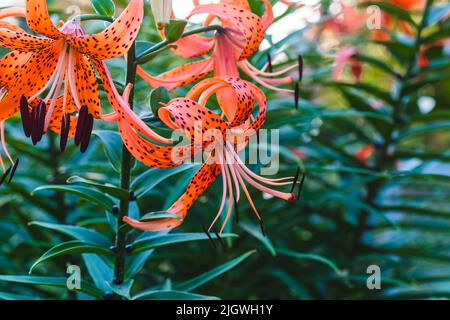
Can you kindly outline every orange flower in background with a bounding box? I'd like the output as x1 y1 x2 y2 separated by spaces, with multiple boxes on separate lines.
138 0 297 99
122 77 301 233
355 145 374 165
0 0 168 157
333 48 363 82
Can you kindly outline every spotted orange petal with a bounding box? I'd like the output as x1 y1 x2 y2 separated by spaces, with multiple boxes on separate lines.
137 58 214 90
25 0 64 39
0 42 61 121
123 163 220 231
72 52 101 118
0 27 54 52
68 0 144 60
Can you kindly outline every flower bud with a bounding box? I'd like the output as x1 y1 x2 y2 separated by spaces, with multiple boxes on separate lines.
150 0 172 30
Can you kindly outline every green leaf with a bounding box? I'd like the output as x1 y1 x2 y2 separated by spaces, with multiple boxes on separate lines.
278 249 342 276
133 290 219 300
29 241 113 274
139 211 182 222
0 291 40 300
82 254 113 294
29 222 110 247
132 233 238 254
149 87 170 119
32 185 115 211
91 0 115 17
0 275 103 298
399 121 450 140
239 221 276 256
67 176 129 200
165 19 187 42
93 130 123 173
132 164 200 197
174 250 256 292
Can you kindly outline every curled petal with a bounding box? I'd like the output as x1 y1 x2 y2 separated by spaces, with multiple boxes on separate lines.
0 27 54 52
25 0 64 39
137 58 214 90
123 163 221 231
68 0 144 60
189 3 264 60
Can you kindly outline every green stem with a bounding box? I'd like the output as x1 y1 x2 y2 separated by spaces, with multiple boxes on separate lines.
136 25 224 64
113 42 137 286
79 14 114 23
351 0 433 254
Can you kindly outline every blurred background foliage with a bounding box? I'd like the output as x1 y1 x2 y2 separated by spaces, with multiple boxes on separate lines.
0 0 450 300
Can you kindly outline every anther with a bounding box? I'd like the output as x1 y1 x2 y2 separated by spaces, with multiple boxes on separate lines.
80 113 93 153
36 102 47 142
74 106 88 146
7 158 19 184
267 53 273 73
201 223 216 249
19 96 31 138
290 167 301 193
298 55 303 82
213 230 227 252
129 191 137 201
233 194 239 224
30 107 38 145
297 173 306 201
0 166 12 186
294 82 299 110
60 114 70 152
259 215 266 237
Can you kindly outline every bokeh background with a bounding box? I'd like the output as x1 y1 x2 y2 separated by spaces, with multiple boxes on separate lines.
0 0 449 299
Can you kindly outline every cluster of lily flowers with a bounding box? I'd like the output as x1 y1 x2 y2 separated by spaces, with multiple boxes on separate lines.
0 0 303 234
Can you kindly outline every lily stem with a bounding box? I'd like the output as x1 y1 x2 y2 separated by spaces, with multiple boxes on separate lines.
113 41 137 286
136 25 224 65
351 0 433 255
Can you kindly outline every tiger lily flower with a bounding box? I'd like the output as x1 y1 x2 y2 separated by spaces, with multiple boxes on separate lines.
0 0 169 154
122 77 300 233
0 8 24 185
137 0 297 98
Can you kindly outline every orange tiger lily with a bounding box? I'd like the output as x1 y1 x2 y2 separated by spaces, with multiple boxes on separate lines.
138 0 297 101
121 77 300 233
0 7 25 184
0 0 169 156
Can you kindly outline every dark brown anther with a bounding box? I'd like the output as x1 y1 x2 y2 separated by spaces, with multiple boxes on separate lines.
297 172 306 201
60 114 70 153
256 130 260 146
112 205 120 215
201 223 216 249
19 96 31 138
80 113 93 153
290 167 301 193
294 82 299 110
74 106 88 146
267 53 273 73
233 194 239 224
213 230 227 252
259 215 266 237
298 55 303 82
7 158 19 184
0 166 12 186
36 101 47 142
30 107 38 145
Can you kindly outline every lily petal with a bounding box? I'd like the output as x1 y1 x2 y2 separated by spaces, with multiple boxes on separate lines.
137 58 214 90
123 163 220 231
68 0 144 60
0 27 54 52
25 0 64 39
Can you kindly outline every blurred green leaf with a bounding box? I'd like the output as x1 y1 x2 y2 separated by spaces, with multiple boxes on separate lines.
91 0 115 17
